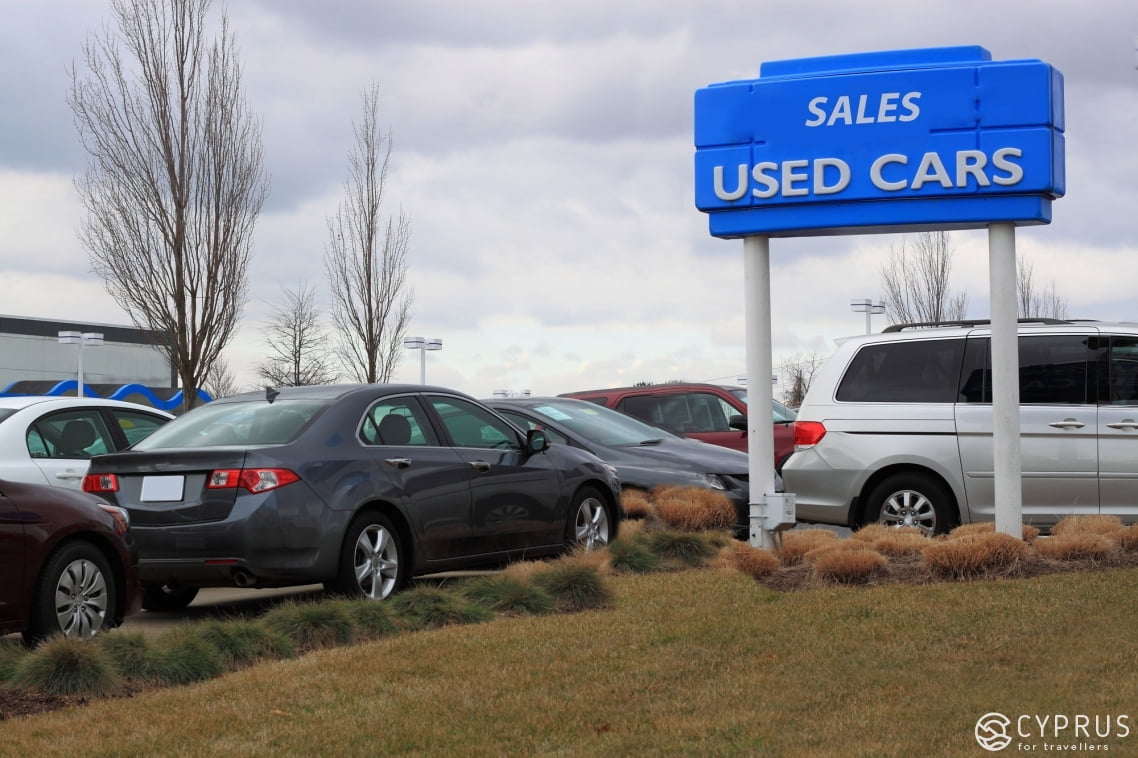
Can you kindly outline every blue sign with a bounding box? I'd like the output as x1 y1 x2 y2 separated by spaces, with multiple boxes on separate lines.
694 46 1065 238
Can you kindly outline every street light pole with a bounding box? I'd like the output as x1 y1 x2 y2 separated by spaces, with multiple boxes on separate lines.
58 331 105 397
850 298 886 334
403 337 443 384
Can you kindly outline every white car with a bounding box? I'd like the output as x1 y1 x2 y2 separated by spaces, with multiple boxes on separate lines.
0 396 173 489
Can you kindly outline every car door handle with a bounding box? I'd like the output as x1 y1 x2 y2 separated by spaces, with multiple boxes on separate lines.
54 471 84 480
468 461 492 472
384 458 412 469
1048 419 1085 429
1106 420 1138 430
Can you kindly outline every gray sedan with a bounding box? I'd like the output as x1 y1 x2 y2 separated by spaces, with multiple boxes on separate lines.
83 384 622 610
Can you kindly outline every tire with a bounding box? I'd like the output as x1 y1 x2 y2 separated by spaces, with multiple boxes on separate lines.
864 473 957 536
141 584 199 612
25 540 117 644
328 512 405 600
566 487 614 551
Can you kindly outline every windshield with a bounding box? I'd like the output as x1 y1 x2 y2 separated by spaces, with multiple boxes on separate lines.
133 399 328 449
728 388 796 423
524 400 682 447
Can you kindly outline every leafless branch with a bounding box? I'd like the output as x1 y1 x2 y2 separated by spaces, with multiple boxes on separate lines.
880 231 968 325
69 0 267 411
324 82 413 383
255 282 338 386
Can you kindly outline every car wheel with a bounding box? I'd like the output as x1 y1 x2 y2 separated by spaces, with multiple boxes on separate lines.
25 541 117 644
329 512 405 600
864 473 957 537
141 584 199 612
566 487 614 551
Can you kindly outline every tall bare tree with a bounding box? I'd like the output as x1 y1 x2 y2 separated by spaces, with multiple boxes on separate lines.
69 0 267 411
1017 258 1069 320
880 231 968 325
201 354 240 399
325 84 413 383
255 282 338 386
778 351 824 408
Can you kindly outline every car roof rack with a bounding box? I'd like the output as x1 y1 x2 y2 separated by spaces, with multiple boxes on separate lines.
882 318 1073 332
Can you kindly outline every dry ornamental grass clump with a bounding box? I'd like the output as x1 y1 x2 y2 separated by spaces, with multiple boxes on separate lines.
850 523 922 543
950 521 1041 542
871 530 931 558
1034 532 1118 561
1119 525 1138 552
812 547 887 585
923 531 1029 580
727 542 781 579
776 528 840 566
1052 514 1124 537
619 488 653 520
652 486 736 532
802 538 874 565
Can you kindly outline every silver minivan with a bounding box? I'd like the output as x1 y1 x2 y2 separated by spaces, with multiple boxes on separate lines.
782 319 1138 535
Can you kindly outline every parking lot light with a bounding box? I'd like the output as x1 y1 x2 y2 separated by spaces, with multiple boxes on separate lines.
404 337 442 384
850 299 886 334
58 331 104 397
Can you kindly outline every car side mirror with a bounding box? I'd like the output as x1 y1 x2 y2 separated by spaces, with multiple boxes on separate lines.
729 414 747 431
525 428 550 453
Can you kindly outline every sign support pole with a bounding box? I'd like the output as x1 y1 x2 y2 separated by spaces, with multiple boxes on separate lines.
744 235 778 549
989 222 1024 536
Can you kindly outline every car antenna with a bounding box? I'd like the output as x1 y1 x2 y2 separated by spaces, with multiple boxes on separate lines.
265 386 279 404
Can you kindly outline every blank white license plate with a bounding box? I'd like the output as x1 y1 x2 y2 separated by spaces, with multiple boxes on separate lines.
141 475 185 502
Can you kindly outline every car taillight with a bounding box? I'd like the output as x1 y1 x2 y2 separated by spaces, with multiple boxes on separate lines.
793 421 827 447
208 468 300 493
82 473 119 493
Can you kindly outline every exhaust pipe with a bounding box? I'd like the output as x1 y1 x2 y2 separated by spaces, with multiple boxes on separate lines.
233 569 258 588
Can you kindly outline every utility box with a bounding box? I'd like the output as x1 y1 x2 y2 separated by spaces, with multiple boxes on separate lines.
763 492 796 532
749 493 797 544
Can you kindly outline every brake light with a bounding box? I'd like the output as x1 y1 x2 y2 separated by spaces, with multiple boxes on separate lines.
793 421 827 447
82 473 119 493
208 468 300 493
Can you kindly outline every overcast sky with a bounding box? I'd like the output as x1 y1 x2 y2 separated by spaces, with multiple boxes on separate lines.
2 0 1137 399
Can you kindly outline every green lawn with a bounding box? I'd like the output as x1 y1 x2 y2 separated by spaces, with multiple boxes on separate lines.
4 564 1137 757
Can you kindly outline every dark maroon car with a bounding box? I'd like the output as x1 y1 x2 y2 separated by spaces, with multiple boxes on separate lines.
0 478 141 644
560 383 797 470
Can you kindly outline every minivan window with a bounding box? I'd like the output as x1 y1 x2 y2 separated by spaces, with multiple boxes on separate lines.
836 339 965 403
959 335 1092 404
1106 336 1138 405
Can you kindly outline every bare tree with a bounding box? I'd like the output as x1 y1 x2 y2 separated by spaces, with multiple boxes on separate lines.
325 84 413 383
1017 258 1069 320
255 282 338 386
880 231 968 325
69 0 267 412
201 354 240 399
778 352 824 408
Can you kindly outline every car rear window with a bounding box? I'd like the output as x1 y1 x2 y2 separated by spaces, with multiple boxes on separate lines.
132 399 327 449
836 338 965 403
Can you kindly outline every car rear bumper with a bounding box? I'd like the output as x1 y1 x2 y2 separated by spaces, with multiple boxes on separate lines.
780 448 861 527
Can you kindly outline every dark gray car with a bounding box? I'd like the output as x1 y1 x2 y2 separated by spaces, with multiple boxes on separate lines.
82 384 622 610
486 397 752 538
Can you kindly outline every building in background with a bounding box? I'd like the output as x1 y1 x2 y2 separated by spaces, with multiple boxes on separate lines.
0 314 209 411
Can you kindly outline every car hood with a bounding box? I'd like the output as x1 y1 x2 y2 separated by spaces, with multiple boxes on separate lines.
588 437 749 475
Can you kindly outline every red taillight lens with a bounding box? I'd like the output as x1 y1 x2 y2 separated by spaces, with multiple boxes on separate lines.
793 421 827 447
82 473 119 493
207 468 300 493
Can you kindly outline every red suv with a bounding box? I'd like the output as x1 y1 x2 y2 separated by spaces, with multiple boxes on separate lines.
560 383 796 469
